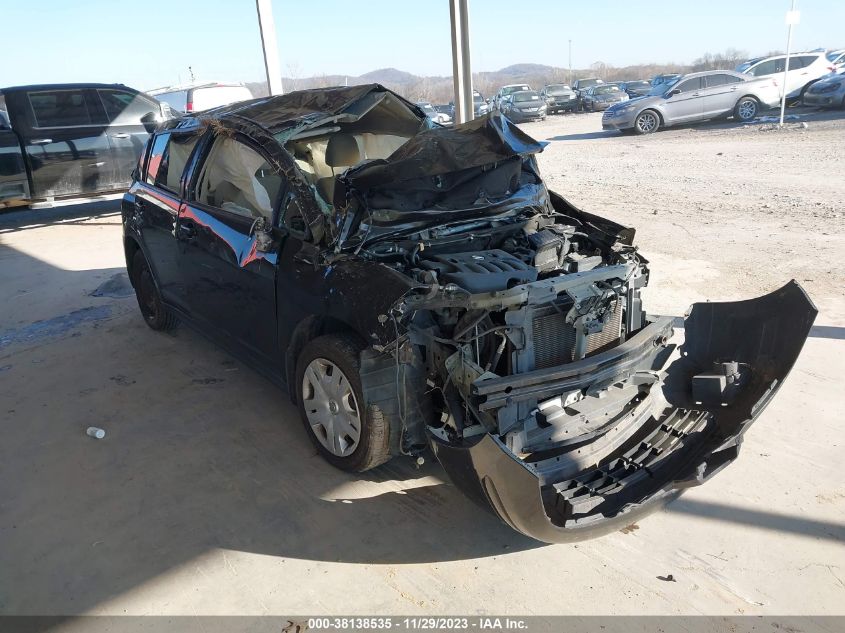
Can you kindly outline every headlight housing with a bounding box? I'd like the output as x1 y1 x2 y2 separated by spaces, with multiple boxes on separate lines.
815 81 842 93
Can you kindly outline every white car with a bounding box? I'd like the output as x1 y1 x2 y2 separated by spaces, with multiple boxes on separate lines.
148 82 253 114
739 52 837 99
416 102 452 125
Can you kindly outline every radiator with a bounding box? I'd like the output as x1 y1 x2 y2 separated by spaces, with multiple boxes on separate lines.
530 299 623 369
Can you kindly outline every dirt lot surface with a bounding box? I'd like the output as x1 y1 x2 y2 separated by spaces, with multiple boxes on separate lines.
1 110 843 617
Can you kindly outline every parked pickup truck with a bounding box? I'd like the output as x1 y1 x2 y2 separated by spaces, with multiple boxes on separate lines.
0 83 168 209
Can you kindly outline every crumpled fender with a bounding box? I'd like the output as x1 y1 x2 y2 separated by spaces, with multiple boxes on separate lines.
430 281 817 543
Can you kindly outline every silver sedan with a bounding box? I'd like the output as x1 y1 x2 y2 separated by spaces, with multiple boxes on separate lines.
602 70 779 134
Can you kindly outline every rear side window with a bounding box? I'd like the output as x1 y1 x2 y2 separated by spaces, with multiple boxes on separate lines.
145 132 199 194
29 89 93 127
98 89 159 124
706 74 742 87
155 91 188 113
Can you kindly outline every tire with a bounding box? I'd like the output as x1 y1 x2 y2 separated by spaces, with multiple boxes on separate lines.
735 96 759 122
296 333 391 472
131 249 178 331
634 110 660 134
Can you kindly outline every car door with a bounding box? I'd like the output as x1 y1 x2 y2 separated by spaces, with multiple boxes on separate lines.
134 129 201 313
700 74 744 117
18 87 112 198
661 77 704 123
176 132 282 365
97 88 161 189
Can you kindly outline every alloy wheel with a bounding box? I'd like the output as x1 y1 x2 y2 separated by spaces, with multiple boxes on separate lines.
636 111 658 133
737 99 757 121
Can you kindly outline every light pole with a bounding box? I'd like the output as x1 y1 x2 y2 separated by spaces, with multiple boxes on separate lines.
449 0 474 124
256 0 284 95
780 0 799 127
568 39 572 85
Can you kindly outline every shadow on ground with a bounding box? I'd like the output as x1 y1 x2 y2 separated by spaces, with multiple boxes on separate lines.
0 199 122 233
0 243 543 615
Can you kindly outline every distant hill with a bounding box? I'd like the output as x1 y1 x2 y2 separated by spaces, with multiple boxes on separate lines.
244 58 703 104
359 68 419 85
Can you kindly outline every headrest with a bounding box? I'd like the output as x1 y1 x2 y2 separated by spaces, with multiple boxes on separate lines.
325 133 360 167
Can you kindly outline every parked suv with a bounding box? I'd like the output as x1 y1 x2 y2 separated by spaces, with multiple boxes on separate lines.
123 84 813 543
738 52 836 99
148 82 253 114
0 83 167 208
540 84 576 113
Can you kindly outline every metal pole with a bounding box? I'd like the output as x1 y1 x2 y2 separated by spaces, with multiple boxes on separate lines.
569 40 572 85
449 0 474 124
256 0 284 95
779 0 797 127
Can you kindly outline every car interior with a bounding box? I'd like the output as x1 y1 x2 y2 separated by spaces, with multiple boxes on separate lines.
281 91 426 206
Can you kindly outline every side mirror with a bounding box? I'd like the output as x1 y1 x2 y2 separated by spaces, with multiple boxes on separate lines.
141 112 159 134
666 88 681 97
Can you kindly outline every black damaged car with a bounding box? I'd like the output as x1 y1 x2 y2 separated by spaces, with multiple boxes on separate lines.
123 84 816 542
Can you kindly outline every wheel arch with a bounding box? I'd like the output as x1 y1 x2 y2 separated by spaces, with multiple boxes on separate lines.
123 235 142 287
285 314 365 402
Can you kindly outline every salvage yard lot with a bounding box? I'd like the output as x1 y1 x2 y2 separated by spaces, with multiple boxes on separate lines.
1 110 843 616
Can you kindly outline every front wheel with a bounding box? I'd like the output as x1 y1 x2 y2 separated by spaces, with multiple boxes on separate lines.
296 334 391 472
634 110 660 134
735 96 759 122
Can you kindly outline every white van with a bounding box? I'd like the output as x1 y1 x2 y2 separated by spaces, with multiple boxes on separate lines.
150 83 253 114
739 52 836 99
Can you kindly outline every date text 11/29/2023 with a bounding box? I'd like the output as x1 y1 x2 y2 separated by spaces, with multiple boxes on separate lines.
304 617 528 631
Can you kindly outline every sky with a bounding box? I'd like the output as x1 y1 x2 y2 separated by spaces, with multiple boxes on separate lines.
2 0 843 91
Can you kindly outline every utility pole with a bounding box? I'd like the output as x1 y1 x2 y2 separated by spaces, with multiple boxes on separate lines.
449 0 474 124
780 0 799 127
569 39 572 86
256 0 284 95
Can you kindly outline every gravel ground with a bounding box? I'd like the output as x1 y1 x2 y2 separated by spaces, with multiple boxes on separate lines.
528 108 845 321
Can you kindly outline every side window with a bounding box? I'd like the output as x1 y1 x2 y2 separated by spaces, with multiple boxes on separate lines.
751 60 778 76
145 132 198 194
705 74 741 87
674 78 702 93
98 89 158 124
145 133 170 186
28 89 93 127
194 136 282 220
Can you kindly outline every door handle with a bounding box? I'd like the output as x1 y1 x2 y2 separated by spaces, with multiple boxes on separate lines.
109 133 130 139
177 220 197 240
30 138 52 145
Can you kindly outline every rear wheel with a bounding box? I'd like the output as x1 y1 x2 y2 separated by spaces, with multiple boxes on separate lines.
634 110 660 134
131 250 178 331
296 334 391 472
735 96 759 122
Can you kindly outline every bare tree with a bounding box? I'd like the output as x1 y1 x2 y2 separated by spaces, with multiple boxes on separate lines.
286 61 302 91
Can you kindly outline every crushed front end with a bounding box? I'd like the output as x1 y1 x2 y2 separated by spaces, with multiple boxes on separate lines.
329 113 816 542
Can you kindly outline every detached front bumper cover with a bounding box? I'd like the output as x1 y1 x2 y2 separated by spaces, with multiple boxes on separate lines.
431 281 817 543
